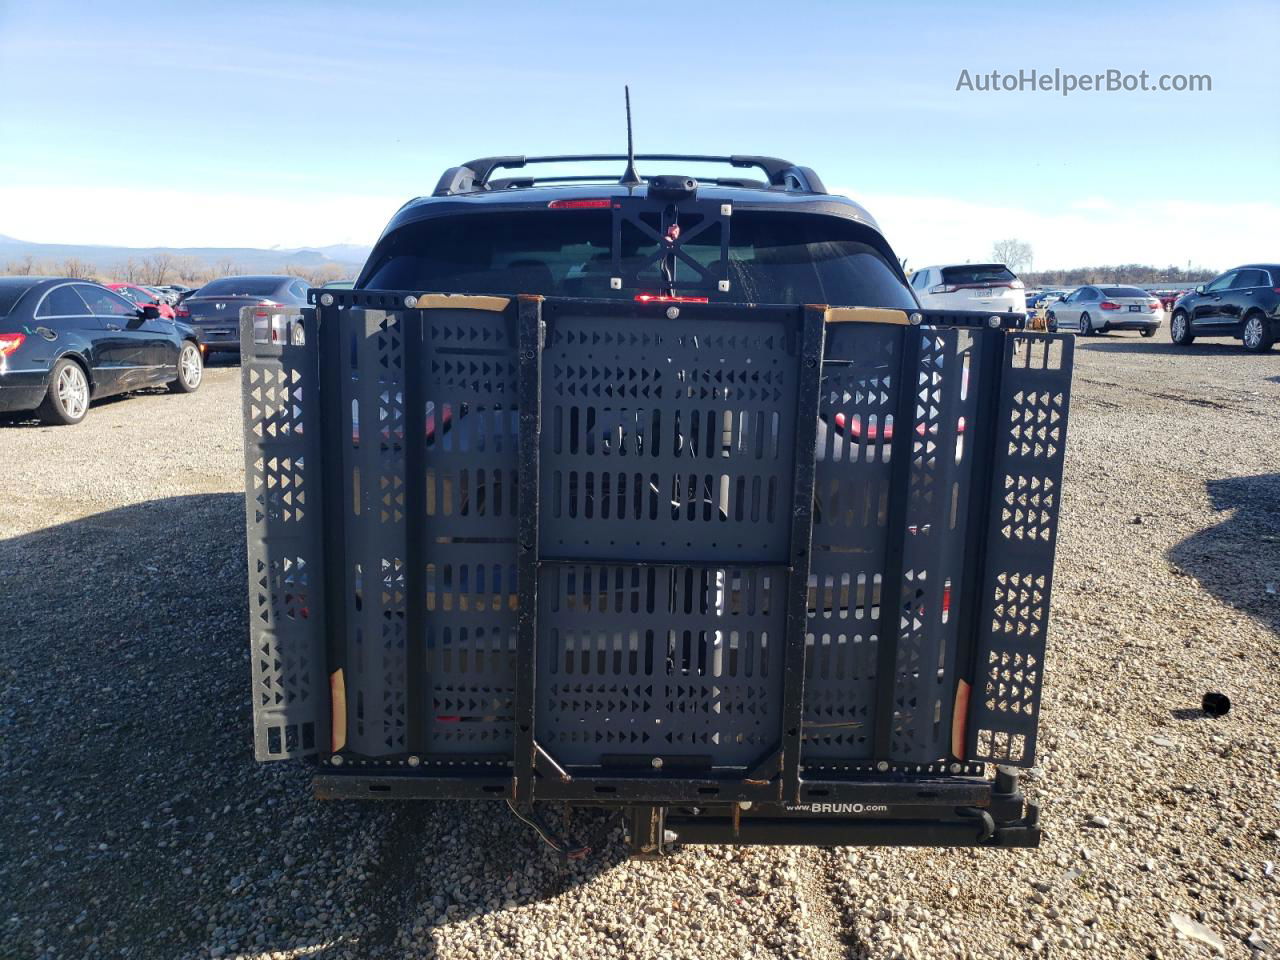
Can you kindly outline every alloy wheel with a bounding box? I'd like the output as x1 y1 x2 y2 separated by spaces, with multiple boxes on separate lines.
1172 314 1187 342
180 343 203 388
1243 317 1263 349
57 364 88 420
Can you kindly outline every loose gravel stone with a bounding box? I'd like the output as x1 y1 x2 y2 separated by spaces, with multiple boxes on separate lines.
2 340 1278 959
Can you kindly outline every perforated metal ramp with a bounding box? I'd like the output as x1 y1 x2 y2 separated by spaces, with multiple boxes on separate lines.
240 293 1073 804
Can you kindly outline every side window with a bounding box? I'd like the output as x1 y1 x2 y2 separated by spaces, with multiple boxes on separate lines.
1230 269 1264 289
1205 272 1236 293
36 285 91 318
1077 288 1093 301
910 271 928 290
289 281 309 300
75 284 136 316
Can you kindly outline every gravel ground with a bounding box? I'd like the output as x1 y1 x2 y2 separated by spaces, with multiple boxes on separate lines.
1 337 1277 959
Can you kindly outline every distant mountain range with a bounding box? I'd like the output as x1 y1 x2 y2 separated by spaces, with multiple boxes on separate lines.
0 234 373 273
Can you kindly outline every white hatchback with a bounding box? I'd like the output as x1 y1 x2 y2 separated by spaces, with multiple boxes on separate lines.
910 263 1027 314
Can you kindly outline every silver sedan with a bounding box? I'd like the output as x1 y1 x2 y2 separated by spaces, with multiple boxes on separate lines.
1048 285 1164 337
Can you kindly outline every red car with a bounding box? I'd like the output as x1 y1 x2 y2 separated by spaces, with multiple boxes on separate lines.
105 283 176 319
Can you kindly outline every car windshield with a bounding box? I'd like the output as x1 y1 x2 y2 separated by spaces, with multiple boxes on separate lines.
360 210 916 308
0 281 37 316
197 277 283 297
1100 287 1150 298
939 264 1016 285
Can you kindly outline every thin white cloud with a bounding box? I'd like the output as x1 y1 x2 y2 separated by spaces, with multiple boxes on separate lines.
837 188 1275 271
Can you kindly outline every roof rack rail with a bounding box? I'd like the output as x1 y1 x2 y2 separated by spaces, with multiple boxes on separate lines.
432 154 826 197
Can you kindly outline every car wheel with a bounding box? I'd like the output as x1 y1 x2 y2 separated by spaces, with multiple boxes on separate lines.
1170 311 1194 345
169 340 204 393
1241 312 1275 353
36 358 91 425
1080 313 1095 336
1140 326 1155 338
290 321 305 346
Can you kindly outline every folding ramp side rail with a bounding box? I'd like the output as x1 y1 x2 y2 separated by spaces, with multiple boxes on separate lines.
240 293 1074 851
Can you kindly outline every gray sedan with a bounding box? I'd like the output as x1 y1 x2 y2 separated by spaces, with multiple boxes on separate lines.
1048 285 1164 337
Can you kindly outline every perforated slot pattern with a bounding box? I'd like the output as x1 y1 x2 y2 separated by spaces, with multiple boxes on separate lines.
241 307 325 759
800 325 898 762
968 333 1073 766
419 309 519 752
537 564 786 766
538 315 800 563
885 329 973 763
341 310 410 756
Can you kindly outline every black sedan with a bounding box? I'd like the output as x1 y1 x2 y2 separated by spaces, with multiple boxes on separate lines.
0 276 203 425
176 275 311 354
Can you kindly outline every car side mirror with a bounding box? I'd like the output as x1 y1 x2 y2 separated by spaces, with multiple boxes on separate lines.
139 304 161 320
1057 295 1066 302
1193 285 1205 295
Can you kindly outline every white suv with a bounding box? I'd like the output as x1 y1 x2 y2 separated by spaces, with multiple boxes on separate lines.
910 263 1027 314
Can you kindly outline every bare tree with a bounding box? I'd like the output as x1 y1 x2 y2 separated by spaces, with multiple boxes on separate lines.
991 238 1033 274
174 255 202 284
60 257 97 279
119 257 144 283
142 252 176 286
6 254 36 275
213 258 241 278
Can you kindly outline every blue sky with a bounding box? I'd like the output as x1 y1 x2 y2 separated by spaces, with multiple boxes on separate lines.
0 0 1276 269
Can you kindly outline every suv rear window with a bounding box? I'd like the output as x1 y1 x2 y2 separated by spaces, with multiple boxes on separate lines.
1100 287 1150 298
939 264 1017 285
360 210 915 309
197 277 282 297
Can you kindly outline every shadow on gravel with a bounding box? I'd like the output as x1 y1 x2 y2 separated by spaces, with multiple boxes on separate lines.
0 494 626 960
1077 339 1251 357
1168 473 1280 642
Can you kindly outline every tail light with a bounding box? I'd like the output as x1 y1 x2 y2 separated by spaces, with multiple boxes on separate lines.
1149 300 1162 311
0 332 26 358
175 305 190 318
930 284 958 294
1011 279 1025 289
1099 301 1121 311
634 294 709 303
259 299 283 307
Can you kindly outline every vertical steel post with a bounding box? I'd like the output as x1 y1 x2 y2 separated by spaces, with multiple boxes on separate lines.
949 327 1008 762
777 305 826 802
513 296 544 802
872 324 923 762
316 300 348 758
403 306 428 755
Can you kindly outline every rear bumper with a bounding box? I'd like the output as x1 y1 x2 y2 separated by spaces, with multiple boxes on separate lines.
1103 318 1161 331
189 323 240 351
313 767 1042 852
0 371 49 413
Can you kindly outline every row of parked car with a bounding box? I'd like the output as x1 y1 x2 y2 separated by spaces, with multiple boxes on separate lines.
0 273 344 425
909 261 1279 352
3 254 1275 428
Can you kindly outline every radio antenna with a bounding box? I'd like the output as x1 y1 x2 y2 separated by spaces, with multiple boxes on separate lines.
619 86 642 187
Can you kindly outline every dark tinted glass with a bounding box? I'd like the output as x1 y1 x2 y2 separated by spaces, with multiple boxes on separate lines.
1100 287 1150 298
37 285 90 317
0 281 37 316
75 284 136 316
939 264 1016 285
362 211 915 308
1230 269 1265 289
197 277 285 297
